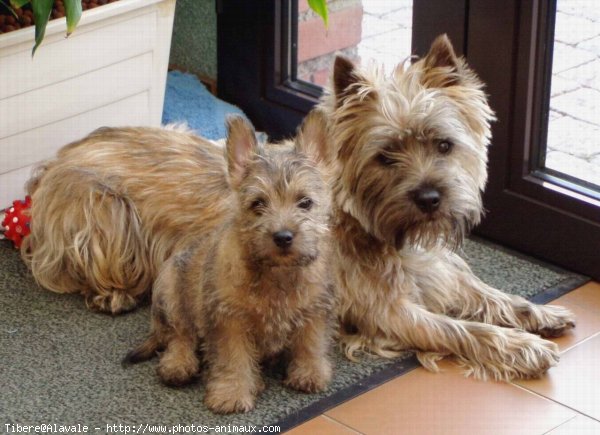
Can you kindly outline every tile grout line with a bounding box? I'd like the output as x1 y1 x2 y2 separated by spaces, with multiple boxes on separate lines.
510 380 600 423
321 413 366 435
549 106 600 127
554 56 598 75
558 330 600 355
541 414 579 435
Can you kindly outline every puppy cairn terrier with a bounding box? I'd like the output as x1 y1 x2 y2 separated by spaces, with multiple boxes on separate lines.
317 34 575 381
122 114 333 414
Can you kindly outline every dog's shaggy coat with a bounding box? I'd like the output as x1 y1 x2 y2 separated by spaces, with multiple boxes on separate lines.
21 34 575 381
318 35 574 380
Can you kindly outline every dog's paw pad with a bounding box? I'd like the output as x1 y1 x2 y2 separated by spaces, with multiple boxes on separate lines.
539 323 575 338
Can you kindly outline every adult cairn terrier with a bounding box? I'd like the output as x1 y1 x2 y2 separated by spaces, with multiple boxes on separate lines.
124 115 333 414
318 34 575 381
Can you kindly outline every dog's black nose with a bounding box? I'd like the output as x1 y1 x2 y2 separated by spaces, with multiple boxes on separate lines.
412 187 441 214
273 230 294 248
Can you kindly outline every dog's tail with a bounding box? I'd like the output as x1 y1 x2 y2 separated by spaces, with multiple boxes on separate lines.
122 334 161 366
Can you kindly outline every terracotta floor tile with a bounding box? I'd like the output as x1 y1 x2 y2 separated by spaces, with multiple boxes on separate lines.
325 360 575 435
547 415 600 434
516 333 600 420
556 282 600 312
545 297 600 351
285 416 361 435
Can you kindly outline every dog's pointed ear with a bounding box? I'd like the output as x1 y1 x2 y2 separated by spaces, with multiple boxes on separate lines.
333 55 364 106
333 56 357 96
421 34 463 87
225 115 258 186
295 109 329 165
424 34 459 70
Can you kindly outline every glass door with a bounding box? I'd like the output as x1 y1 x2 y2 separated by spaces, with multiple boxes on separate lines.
544 0 600 191
468 0 600 279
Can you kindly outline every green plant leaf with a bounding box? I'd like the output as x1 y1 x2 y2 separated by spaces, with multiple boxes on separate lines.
308 0 328 28
64 0 81 36
10 0 30 8
31 0 53 56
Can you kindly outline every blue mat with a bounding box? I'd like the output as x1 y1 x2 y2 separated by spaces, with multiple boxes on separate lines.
162 71 246 140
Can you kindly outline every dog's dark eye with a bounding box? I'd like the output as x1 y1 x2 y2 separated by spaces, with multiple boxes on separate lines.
250 198 267 213
298 197 313 210
438 140 453 154
377 153 395 166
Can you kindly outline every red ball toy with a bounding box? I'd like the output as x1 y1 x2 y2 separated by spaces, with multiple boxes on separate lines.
1 196 32 249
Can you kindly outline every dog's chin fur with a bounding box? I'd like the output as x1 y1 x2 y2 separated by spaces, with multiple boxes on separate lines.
316 34 575 382
247 251 319 269
396 205 483 251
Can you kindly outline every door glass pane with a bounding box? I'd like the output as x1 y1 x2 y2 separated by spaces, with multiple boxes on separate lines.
545 0 600 188
297 0 413 86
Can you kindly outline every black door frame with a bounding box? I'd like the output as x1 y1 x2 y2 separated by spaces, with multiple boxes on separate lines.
217 0 314 139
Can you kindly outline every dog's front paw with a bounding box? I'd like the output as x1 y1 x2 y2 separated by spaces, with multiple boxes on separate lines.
490 329 560 381
516 333 560 376
157 353 199 387
534 305 576 338
458 327 560 382
204 386 255 414
284 360 332 393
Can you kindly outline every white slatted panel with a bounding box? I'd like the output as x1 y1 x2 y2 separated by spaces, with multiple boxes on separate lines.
0 91 150 207
0 0 175 208
0 12 156 100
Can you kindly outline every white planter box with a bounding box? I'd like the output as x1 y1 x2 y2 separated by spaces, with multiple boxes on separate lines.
0 0 176 207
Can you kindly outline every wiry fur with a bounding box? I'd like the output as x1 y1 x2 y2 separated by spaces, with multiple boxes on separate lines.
123 114 334 414
21 33 575 383
22 124 237 313
320 35 575 381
